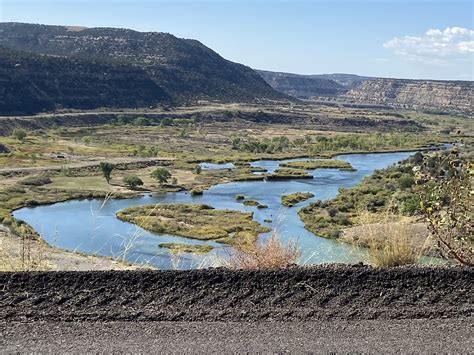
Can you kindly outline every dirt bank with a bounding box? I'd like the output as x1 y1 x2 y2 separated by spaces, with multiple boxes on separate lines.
0 109 423 136
0 231 141 272
0 265 472 322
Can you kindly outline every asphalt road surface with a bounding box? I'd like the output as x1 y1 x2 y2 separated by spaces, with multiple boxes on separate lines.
1 319 472 353
1 267 472 353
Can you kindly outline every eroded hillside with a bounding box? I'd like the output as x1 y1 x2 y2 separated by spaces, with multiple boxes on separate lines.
0 22 287 114
0 46 171 115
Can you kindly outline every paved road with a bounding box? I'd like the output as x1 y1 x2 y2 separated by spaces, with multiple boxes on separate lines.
1 319 472 353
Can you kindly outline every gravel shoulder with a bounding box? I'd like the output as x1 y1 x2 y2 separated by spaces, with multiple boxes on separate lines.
1 265 472 322
1 319 472 353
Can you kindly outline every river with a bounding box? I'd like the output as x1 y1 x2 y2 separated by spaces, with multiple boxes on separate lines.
14 151 417 269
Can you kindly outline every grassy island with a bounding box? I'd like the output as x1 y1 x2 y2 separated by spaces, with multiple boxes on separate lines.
281 159 355 171
267 168 313 180
159 243 214 254
117 204 270 246
281 192 315 207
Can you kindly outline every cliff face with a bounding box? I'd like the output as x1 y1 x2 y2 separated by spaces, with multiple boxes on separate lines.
259 69 473 114
256 70 347 98
345 79 473 114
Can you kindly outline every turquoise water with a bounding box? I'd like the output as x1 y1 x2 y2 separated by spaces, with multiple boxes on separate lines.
199 162 235 170
14 151 416 269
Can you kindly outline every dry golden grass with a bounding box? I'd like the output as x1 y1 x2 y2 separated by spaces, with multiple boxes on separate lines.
367 232 419 267
0 232 50 271
353 214 430 267
226 234 301 270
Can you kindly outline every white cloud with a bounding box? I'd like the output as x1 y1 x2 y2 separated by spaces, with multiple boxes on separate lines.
383 27 474 64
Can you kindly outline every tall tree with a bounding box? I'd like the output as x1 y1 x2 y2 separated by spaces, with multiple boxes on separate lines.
100 162 114 184
151 168 172 186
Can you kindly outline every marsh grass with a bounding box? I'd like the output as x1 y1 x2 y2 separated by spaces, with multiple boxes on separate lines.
281 159 355 171
281 192 315 207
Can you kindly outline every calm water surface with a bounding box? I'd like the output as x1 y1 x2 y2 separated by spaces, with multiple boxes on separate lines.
14 151 416 269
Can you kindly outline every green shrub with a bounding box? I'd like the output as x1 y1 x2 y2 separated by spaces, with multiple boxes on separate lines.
11 128 27 142
151 168 172 185
133 117 150 126
400 196 421 215
123 175 144 189
399 175 415 189
327 207 338 217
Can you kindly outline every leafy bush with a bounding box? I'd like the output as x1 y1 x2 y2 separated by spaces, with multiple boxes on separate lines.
0 143 10 154
400 196 421 215
327 207 338 217
151 168 172 185
133 117 150 126
398 175 415 189
417 150 473 266
11 128 27 142
123 175 144 189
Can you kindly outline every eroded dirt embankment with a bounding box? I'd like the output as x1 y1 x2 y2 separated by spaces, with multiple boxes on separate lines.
0 265 472 322
0 110 423 136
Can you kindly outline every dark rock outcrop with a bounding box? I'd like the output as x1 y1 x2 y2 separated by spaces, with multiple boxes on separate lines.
0 143 10 153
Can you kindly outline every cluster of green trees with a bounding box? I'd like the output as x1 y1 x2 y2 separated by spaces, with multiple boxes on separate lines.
231 136 292 153
132 145 160 158
99 163 174 190
230 133 422 154
310 133 421 153
111 115 197 128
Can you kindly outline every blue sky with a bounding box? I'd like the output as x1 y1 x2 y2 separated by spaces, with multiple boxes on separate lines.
1 0 473 80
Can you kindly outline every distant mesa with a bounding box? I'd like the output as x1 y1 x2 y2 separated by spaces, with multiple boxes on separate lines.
257 69 473 114
0 22 287 115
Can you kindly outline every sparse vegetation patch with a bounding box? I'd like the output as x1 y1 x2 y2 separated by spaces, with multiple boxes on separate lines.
281 192 315 207
159 243 214 254
281 159 355 171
